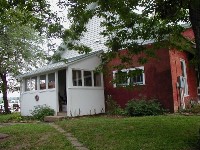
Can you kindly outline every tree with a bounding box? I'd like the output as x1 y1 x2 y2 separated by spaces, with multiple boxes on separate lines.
0 9 45 113
61 0 200 81
0 0 63 113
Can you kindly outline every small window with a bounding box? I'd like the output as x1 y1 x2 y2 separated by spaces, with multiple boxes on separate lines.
25 78 31 91
84 71 92 86
30 77 37 91
113 67 145 87
73 70 82 86
25 77 37 91
40 75 46 90
129 69 143 85
115 71 128 86
48 73 55 89
94 72 102 86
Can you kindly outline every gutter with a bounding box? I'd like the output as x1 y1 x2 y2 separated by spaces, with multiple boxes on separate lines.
17 50 103 80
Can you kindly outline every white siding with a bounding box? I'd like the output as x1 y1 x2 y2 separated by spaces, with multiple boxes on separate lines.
20 89 57 116
68 88 105 116
20 71 59 116
66 55 105 117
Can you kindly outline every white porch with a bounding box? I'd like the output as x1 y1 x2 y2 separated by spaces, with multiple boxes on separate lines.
19 52 105 117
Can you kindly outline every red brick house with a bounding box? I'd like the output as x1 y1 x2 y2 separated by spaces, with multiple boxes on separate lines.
104 28 199 112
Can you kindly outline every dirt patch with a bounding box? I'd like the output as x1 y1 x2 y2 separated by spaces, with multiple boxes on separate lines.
10 143 31 150
0 133 9 139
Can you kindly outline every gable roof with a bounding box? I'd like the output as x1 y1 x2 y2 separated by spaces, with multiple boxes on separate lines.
18 16 106 80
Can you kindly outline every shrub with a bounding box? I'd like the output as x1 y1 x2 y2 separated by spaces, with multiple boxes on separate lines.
125 99 165 116
182 100 200 114
31 105 55 121
106 95 125 115
190 104 200 114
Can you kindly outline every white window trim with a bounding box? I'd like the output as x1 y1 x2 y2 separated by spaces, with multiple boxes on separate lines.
83 70 93 87
24 76 38 92
113 66 145 88
72 69 103 88
180 59 189 96
47 73 56 89
39 74 47 90
23 72 56 93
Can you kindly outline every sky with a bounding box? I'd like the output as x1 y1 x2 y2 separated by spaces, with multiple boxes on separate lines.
0 0 70 98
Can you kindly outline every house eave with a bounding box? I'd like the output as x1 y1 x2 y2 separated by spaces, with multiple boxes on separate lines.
17 50 103 80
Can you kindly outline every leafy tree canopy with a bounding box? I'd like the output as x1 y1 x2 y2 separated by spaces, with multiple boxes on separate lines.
0 0 64 113
61 0 200 71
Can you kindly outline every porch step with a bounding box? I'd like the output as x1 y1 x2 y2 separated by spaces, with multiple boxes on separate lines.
44 116 65 122
57 112 67 116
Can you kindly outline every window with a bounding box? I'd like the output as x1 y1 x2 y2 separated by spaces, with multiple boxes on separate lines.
25 78 31 91
113 67 145 87
40 75 46 90
72 69 103 87
180 59 188 96
84 71 92 86
115 71 128 86
72 70 82 86
48 73 55 89
30 77 37 91
25 77 37 91
129 69 143 85
94 72 102 86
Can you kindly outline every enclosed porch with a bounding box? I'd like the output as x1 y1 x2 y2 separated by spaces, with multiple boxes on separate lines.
19 52 105 117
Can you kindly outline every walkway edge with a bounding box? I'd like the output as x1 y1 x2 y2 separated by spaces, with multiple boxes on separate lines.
49 123 89 150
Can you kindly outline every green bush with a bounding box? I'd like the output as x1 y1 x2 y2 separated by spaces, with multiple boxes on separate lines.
106 95 125 115
125 99 165 116
182 101 200 114
31 105 55 121
190 104 200 114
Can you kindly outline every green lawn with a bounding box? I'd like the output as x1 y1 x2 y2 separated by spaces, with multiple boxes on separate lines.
0 123 75 150
0 113 22 123
57 115 200 150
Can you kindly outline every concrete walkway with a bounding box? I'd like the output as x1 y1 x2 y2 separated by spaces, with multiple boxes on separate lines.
50 123 89 150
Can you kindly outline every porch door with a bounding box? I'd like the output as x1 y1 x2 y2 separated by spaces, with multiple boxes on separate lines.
58 69 67 112
180 59 188 96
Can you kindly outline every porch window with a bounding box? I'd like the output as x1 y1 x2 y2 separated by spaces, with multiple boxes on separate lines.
25 77 37 91
84 71 92 86
94 72 102 86
40 75 46 90
30 77 37 91
25 78 31 91
72 70 82 86
113 67 145 87
48 73 55 89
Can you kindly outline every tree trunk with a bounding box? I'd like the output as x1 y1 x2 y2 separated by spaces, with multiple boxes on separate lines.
0 73 10 113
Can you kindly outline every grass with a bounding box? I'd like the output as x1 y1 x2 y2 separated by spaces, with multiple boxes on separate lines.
57 115 200 150
0 123 75 150
0 112 27 123
0 112 38 123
